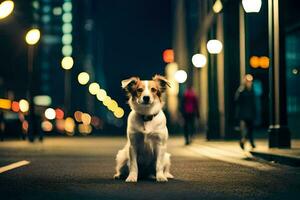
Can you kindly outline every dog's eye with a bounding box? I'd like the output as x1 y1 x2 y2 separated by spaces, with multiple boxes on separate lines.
137 88 143 93
151 88 157 93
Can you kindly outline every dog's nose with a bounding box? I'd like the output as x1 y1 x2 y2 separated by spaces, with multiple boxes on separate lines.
143 96 150 103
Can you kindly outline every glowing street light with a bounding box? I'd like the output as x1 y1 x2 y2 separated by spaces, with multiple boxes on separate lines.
0 0 14 20
207 40 223 54
192 54 207 68
213 0 223 13
242 0 262 13
61 56 74 70
25 29 41 45
25 28 41 142
174 70 187 84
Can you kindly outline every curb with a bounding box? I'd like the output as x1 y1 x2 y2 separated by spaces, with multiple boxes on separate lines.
250 151 300 167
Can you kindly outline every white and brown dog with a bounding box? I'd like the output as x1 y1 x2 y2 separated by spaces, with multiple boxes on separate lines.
113 75 174 182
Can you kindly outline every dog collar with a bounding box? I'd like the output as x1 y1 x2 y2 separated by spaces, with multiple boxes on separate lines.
140 112 159 122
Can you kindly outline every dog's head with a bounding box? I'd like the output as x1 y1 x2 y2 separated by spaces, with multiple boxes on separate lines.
121 75 170 115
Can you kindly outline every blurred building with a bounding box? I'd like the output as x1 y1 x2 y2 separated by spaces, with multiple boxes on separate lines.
30 0 106 118
171 0 300 141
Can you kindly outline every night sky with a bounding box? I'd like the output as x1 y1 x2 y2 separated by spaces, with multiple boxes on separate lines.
0 0 172 113
94 0 172 102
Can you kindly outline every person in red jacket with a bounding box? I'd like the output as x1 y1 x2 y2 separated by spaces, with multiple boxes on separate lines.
181 85 200 145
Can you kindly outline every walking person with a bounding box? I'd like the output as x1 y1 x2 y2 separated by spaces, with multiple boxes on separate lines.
235 74 256 149
181 85 200 145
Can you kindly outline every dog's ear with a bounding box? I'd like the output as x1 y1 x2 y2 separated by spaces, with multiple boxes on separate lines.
121 77 140 93
153 75 170 93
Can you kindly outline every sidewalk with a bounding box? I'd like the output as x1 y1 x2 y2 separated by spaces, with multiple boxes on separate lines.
249 139 300 167
191 137 300 167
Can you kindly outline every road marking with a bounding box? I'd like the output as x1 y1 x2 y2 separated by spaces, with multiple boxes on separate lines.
0 160 30 174
187 145 277 171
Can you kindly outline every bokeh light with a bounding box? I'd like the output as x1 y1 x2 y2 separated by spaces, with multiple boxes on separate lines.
103 96 112 107
0 98 11 110
45 108 56 120
11 101 20 112
33 95 52 106
62 13 72 23
207 39 223 54
61 56 74 70
213 0 223 13
96 89 107 101
78 124 92 135
162 49 174 63
174 70 187 83
74 111 82 122
55 108 64 120
25 29 41 45
52 7 62 16
114 107 125 118
88 82 100 95
62 23 72 33
0 0 14 20
242 0 262 13
107 100 118 111
81 113 91 125
259 56 269 69
19 99 29 113
62 34 72 45
62 2 72 12
22 120 29 133
250 56 260 68
192 54 207 68
62 45 73 56
77 72 90 85
41 120 53 132
65 117 75 134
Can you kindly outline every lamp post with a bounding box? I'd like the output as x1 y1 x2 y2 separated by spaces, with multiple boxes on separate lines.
25 28 40 142
206 39 223 139
61 56 73 116
268 0 290 148
240 0 262 83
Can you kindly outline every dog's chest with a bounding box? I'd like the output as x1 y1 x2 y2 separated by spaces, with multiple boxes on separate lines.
143 120 159 133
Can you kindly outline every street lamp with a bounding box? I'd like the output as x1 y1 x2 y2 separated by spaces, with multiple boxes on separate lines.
25 28 41 142
0 0 14 20
174 70 187 84
206 38 222 139
192 54 207 68
207 39 223 54
242 0 262 13
212 0 223 13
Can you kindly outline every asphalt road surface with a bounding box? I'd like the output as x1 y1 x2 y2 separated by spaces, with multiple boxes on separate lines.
0 137 299 200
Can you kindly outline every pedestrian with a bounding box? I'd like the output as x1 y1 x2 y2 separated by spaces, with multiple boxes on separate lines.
235 74 256 149
181 85 200 145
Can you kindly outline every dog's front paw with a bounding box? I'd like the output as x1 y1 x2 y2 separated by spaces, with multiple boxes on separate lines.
125 173 137 182
113 173 121 179
165 172 174 179
156 173 168 182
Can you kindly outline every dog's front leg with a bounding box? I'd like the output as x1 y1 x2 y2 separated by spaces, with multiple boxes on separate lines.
156 144 168 182
126 145 138 182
